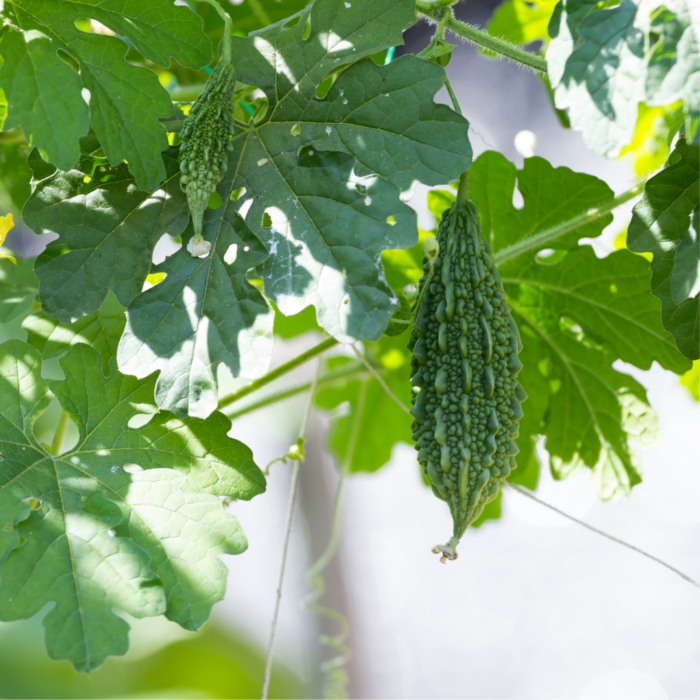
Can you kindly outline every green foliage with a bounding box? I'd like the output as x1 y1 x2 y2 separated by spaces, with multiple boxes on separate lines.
319 151 687 511
0 0 212 191
469 151 616 252
225 0 471 340
0 340 265 671
547 0 698 158
0 619 304 699
0 254 37 324
22 292 126 373
627 140 699 359
26 148 189 323
409 198 525 551
316 336 414 473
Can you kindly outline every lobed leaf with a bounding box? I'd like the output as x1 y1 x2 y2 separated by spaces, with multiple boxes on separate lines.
26 148 189 323
0 341 264 671
627 140 699 359
0 0 211 191
118 203 275 419
547 0 699 157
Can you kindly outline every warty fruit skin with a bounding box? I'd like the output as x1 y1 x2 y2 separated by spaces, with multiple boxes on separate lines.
409 199 526 553
178 60 236 255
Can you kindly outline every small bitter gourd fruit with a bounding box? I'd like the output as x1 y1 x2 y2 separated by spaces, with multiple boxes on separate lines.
179 60 236 257
409 198 526 562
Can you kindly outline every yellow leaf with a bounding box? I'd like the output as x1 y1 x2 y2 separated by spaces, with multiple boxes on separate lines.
680 361 700 402
0 213 16 263
0 213 14 246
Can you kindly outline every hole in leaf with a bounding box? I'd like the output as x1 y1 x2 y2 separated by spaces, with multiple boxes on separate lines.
56 48 80 72
302 12 312 40
152 232 182 265
239 198 254 219
262 212 273 228
127 413 155 430
535 248 567 265
224 244 238 265
231 187 247 201
290 124 301 137
512 187 524 210
208 191 223 210
33 401 79 456
386 215 396 226
145 272 167 289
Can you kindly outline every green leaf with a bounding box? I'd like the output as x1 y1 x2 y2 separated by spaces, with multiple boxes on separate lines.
118 205 275 419
501 246 690 375
627 140 699 359
0 340 264 671
315 335 413 473
467 150 615 253
0 140 33 212
0 254 38 324
645 2 700 144
547 0 699 156
487 0 557 47
224 0 471 341
22 292 126 373
0 0 211 191
26 148 189 323
501 248 679 499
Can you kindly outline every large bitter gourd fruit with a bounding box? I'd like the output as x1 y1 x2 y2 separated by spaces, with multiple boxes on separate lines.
409 198 526 562
179 59 235 257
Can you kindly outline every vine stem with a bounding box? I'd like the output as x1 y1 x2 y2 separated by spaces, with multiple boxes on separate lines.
218 337 339 410
197 0 232 63
50 412 70 456
261 356 324 700
415 1 548 74
506 483 700 589
224 361 368 420
493 182 645 265
302 380 366 698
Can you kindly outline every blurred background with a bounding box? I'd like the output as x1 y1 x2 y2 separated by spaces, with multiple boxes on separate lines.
0 0 698 698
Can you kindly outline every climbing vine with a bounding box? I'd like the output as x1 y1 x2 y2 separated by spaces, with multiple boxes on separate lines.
0 0 697 696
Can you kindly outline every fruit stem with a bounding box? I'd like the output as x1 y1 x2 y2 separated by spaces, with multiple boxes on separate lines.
456 169 469 207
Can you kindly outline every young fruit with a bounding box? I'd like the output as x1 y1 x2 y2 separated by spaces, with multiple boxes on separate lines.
179 60 236 258
409 198 526 562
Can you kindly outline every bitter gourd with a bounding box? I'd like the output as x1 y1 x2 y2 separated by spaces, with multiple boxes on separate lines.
179 4 235 258
409 197 526 562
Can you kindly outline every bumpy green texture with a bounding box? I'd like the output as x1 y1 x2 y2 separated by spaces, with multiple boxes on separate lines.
409 200 525 554
179 61 236 248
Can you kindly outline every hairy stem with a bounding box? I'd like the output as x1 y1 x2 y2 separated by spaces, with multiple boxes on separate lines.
218 337 339 411
50 412 70 456
416 2 548 74
493 183 645 265
261 357 323 699
224 361 368 420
